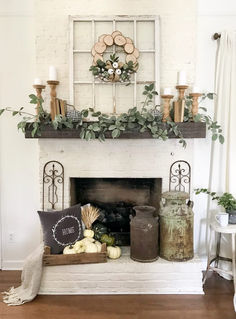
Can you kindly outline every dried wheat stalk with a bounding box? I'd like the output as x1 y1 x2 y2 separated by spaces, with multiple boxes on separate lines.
81 205 100 229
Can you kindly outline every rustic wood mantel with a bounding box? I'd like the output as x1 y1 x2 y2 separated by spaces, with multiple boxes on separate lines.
25 122 206 139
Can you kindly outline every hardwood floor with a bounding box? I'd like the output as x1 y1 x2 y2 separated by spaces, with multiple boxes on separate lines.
0 270 235 319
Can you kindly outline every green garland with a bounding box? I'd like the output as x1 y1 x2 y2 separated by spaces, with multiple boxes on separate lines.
0 84 224 148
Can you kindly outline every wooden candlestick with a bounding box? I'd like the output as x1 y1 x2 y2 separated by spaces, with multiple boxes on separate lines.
174 85 188 122
33 84 46 115
189 93 202 117
161 95 174 122
47 80 59 120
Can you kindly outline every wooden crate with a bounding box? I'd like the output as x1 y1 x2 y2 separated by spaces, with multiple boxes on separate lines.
43 243 107 266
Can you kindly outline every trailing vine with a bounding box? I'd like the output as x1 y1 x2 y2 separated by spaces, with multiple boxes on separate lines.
0 84 224 148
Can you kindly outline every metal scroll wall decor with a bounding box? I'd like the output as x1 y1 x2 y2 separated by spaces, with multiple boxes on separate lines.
169 160 191 194
42 160 64 211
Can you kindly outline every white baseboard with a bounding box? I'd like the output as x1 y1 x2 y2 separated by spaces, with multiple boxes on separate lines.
2 260 23 270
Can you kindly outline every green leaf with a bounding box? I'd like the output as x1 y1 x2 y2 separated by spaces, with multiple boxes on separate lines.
112 128 120 138
12 111 18 116
0 109 5 116
207 93 214 100
219 134 225 144
109 124 117 131
212 133 218 141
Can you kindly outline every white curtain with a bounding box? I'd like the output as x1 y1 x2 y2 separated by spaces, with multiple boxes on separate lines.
208 30 236 310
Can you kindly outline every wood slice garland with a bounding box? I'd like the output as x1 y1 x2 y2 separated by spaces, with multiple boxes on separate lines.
93 53 103 63
125 37 133 44
94 42 106 54
104 34 113 46
112 30 122 38
114 35 126 46
126 54 137 64
90 30 139 83
124 43 134 54
133 48 140 58
98 34 107 42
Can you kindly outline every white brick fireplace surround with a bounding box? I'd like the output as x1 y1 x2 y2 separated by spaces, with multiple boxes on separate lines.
38 138 204 295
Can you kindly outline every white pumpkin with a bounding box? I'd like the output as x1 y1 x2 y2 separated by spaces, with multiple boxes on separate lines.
95 241 102 252
84 229 94 238
81 237 95 246
107 246 121 259
85 243 98 253
74 240 86 253
63 245 76 255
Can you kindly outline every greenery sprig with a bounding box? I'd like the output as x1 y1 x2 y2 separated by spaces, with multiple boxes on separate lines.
0 83 224 149
195 188 236 211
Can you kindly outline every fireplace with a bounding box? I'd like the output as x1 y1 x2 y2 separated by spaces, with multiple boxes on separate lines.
70 177 162 245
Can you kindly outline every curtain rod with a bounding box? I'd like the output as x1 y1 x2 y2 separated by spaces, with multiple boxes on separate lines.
213 33 221 40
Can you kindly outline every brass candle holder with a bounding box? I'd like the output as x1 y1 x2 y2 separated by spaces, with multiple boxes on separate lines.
47 80 59 120
33 84 46 115
174 85 188 122
189 93 202 117
161 94 174 122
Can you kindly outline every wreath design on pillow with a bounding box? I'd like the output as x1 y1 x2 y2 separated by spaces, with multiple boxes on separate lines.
89 30 139 84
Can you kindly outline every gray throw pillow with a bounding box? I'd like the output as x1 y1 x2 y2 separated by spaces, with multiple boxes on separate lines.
38 204 83 254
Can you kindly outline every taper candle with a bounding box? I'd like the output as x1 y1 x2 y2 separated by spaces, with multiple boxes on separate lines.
49 66 57 81
163 88 172 95
34 78 42 85
178 71 186 85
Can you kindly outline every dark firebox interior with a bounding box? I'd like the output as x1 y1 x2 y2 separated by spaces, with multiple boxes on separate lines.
70 178 162 245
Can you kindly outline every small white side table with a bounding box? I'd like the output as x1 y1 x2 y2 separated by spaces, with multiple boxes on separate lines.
203 221 236 288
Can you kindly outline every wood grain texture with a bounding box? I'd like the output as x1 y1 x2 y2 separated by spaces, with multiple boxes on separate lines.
25 122 206 139
43 244 107 266
0 271 235 319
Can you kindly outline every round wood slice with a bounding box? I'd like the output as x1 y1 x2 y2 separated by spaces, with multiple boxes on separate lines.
112 30 122 38
91 46 96 56
114 35 126 46
93 53 103 64
98 34 107 42
125 37 133 44
124 43 134 54
104 34 113 46
126 54 137 64
133 48 140 58
94 42 106 54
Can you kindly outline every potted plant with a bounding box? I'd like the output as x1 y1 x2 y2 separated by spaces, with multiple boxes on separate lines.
195 189 236 224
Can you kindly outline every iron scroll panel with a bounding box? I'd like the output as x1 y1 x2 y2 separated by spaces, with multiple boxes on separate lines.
42 160 64 211
169 160 191 194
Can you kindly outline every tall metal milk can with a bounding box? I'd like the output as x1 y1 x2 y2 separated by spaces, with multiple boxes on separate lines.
159 191 194 261
130 206 159 262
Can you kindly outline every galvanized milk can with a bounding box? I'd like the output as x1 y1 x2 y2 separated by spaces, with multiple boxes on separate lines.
159 191 193 261
130 206 159 262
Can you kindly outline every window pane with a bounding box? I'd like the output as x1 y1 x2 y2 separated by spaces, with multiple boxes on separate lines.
95 84 113 113
74 84 93 109
74 53 93 82
136 21 155 50
74 21 93 50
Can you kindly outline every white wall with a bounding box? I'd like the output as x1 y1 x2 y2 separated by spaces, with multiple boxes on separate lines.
0 0 40 269
1 0 236 268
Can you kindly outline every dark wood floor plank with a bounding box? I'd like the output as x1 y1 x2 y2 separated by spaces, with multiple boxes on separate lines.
0 270 235 318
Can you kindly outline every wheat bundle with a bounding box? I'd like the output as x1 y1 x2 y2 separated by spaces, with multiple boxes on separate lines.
81 205 100 229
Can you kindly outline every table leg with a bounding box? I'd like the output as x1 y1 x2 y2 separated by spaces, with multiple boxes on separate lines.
203 227 213 284
232 234 236 292
215 232 221 268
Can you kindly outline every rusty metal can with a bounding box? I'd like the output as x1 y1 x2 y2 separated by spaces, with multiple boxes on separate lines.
159 191 194 261
130 206 159 262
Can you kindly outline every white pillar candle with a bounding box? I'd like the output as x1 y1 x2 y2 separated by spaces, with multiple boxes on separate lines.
49 66 57 81
163 88 172 95
34 78 42 85
192 86 200 93
178 71 187 85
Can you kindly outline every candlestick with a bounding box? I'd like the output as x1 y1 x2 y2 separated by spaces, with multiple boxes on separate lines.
34 78 42 85
191 86 200 94
163 88 172 95
189 93 202 117
161 94 174 122
47 80 59 120
174 85 188 122
178 71 187 85
49 66 57 81
33 84 46 115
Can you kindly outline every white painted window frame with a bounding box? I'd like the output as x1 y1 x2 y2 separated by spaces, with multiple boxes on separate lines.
69 15 160 113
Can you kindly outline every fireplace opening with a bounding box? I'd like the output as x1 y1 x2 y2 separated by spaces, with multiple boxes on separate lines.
70 178 162 245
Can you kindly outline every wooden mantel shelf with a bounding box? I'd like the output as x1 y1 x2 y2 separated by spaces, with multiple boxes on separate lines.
25 122 206 139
